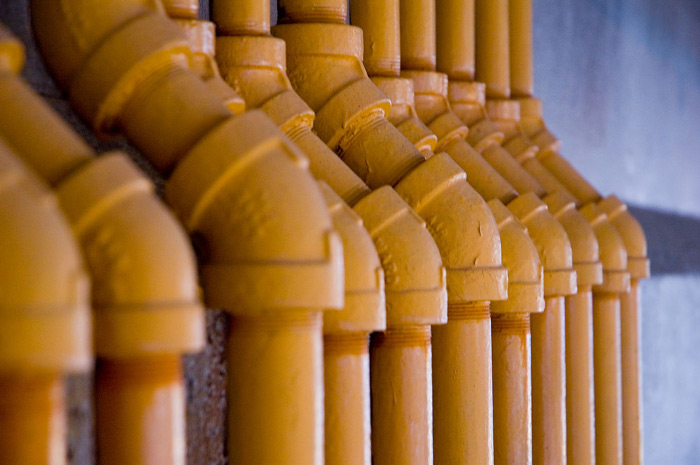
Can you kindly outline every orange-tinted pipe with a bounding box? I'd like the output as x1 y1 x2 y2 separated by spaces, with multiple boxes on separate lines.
530 296 566 465
400 0 436 71
0 374 66 465
227 311 323 465
96 355 185 465
474 0 510 98
436 0 475 80
432 302 494 465
507 0 533 97
278 0 347 23
324 332 371 465
370 326 433 465
351 0 401 76
565 288 595 465
593 294 623 465
492 314 532 465
621 280 643 465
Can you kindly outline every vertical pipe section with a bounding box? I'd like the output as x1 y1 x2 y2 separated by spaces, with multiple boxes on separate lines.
621 280 643 465
492 314 532 465
565 288 595 465
432 302 493 465
436 0 475 80
507 0 533 97
371 326 433 465
593 294 623 465
351 0 401 76
530 297 566 465
96 355 185 465
227 311 323 465
0 374 65 465
400 0 437 70
324 333 371 465
474 0 510 98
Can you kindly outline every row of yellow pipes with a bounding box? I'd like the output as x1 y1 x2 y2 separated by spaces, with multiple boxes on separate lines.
0 0 648 464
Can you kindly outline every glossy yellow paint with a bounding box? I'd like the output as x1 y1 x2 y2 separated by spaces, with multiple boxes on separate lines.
29 3 345 464
320 182 385 465
96 355 186 465
0 138 90 465
0 24 205 463
507 2 650 462
580 203 631 465
621 280 643 465
488 199 544 465
278 7 521 465
171 16 246 114
399 5 590 465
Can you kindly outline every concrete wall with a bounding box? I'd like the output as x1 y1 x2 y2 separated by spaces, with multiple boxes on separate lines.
1 0 699 463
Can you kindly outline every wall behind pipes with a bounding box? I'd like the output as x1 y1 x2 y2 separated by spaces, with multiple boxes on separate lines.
1 0 699 464
533 0 700 464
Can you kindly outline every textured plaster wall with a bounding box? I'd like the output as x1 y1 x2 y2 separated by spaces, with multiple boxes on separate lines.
1 0 699 464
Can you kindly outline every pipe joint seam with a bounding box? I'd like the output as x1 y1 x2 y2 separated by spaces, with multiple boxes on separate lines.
394 152 508 302
488 199 544 314
320 182 386 334
0 142 91 373
353 186 447 326
56 152 204 358
165 111 345 314
507 192 577 297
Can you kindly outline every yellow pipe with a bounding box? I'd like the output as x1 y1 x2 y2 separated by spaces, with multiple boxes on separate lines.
507 3 650 463
580 203 631 465
320 182 385 465
0 373 66 465
211 4 453 463
0 139 91 465
96 355 185 464
565 288 596 465
488 199 544 465
171 16 246 114
29 2 346 464
397 7 591 465
0 29 205 464
274 8 525 465
621 280 643 465
279 0 347 23
474 0 510 98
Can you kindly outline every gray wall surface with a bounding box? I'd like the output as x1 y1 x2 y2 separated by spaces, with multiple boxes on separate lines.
1 0 699 463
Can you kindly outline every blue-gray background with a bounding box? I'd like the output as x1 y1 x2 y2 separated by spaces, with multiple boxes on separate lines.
1 0 699 463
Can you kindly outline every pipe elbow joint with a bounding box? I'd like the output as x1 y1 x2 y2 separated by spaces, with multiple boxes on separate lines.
0 143 91 373
544 191 603 288
488 199 544 314
56 152 204 358
508 192 578 297
353 186 447 327
580 202 631 294
320 183 386 334
401 70 470 152
216 34 315 131
515 97 561 156
447 80 505 152
165 111 345 315
371 76 438 156
174 18 246 115
274 23 424 189
31 2 193 135
394 152 508 303
598 195 650 280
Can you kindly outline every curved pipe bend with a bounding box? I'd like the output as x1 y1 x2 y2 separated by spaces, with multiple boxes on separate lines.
0 137 91 374
29 0 344 315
